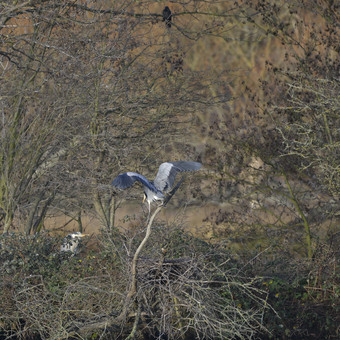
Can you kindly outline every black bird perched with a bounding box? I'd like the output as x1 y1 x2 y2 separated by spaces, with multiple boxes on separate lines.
112 161 202 214
162 6 172 28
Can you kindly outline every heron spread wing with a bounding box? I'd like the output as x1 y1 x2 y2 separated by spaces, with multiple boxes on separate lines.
112 172 159 193
153 161 202 192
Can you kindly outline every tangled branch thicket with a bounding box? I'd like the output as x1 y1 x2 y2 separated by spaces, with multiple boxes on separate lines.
0 225 269 339
136 252 267 339
275 76 340 196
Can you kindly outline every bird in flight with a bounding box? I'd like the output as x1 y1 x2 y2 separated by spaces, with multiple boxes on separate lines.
112 161 202 215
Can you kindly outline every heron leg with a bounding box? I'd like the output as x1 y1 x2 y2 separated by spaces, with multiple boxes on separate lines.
146 201 151 223
163 176 184 207
157 199 165 207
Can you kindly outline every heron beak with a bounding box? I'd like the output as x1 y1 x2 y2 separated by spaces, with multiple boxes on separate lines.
79 233 89 237
142 194 146 203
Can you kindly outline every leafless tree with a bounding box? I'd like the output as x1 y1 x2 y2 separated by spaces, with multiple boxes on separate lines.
1 0 251 233
198 0 339 259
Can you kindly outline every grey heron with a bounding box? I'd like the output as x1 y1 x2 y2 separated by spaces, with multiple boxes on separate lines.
111 161 202 214
60 232 88 255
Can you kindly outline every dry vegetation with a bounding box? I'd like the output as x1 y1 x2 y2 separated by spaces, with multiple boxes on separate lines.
0 0 339 339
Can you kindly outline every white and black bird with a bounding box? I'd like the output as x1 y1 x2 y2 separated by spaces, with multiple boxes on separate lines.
112 161 202 214
60 232 88 255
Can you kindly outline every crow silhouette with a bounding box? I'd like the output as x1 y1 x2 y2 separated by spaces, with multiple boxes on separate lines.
162 6 172 28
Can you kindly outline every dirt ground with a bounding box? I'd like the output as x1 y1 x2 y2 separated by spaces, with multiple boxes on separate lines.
41 202 219 239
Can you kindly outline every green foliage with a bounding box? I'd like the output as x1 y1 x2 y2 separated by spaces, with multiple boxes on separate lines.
262 273 339 339
0 232 61 276
253 243 340 339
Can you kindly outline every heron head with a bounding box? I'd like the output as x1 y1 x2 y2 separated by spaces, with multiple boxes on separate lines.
71 232 89 239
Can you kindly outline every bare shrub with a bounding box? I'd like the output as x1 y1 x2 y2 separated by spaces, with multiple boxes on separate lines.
0 221 269 339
